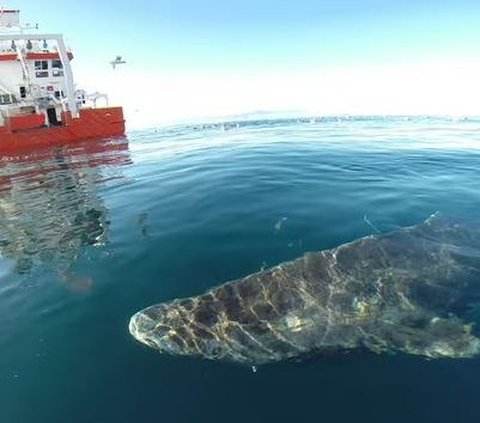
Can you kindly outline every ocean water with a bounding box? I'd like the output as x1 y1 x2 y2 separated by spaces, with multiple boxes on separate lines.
1 116 480 423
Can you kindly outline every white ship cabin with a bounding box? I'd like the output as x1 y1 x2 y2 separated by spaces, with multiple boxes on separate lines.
0 9 102 127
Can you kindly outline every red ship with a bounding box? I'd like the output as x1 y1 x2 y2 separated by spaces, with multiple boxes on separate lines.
0 8 125 152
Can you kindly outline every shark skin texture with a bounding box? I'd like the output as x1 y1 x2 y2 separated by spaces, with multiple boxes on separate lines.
129 214 480 365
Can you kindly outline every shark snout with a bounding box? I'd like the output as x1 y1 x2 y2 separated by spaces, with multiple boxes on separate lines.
129 310 158 348
128 304 194 355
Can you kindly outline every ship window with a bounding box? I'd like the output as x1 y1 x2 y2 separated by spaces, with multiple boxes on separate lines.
52 70 64 77
19 86 26 98
35 71 49 78
52 60 63 69
34 60 48 70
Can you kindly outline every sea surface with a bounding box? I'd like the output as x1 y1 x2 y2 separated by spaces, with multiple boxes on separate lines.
1 116 480 423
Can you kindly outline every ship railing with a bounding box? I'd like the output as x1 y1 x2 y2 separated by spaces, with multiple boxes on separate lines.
86 91 109 108
74 91 109 109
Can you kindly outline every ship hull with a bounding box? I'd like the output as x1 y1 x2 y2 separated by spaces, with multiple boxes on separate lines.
0 107 125 152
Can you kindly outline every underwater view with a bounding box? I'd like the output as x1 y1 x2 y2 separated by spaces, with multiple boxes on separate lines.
1 116 480 423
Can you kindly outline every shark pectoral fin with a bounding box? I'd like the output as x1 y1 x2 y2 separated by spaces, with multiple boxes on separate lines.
386 316 480 359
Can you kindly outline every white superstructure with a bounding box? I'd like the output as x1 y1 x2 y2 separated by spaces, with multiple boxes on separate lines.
0 8 99 126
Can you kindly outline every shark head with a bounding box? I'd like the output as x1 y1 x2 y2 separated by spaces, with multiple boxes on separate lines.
129 294 269 364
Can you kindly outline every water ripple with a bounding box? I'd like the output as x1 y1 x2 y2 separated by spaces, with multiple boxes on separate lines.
2 117 480 423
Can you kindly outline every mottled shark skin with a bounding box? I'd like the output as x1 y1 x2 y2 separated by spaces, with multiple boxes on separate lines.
129 214 480 365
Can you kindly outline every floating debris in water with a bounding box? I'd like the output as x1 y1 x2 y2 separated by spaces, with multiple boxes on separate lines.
363 215 381 234
274 216 288 233
136 212 150 237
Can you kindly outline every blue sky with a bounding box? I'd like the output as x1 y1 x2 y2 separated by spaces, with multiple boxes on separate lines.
13 0 480 125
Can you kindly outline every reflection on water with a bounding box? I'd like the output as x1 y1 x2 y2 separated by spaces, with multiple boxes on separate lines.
2 118 480 423
0 254 15 281
0 138 131 291
136 212 150 238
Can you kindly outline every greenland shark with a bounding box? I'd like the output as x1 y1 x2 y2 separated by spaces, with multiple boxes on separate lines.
129 213 480 365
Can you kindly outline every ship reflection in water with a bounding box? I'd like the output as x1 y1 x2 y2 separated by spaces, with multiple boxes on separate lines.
0 138 131 291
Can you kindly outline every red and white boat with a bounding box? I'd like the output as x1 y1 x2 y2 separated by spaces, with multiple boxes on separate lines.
0 8 125 152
